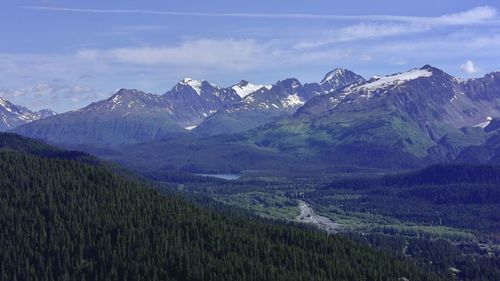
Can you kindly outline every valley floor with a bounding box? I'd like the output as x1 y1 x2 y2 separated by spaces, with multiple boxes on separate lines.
296 200 341 233
175 168 500 280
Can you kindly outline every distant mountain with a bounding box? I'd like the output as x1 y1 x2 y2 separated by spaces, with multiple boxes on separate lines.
13 65 500 173
160 78 241 128
35 108 57 119
231 80 270 98
194 69 365 135
243 65 500 168
226 68 365 114
319 68 366 93
455 118 500 164
103 66 500 173
12 89 184 145
0 97 56 131
14 68 364 143
12 78 249 144
193 78 308 136
235 78 310 112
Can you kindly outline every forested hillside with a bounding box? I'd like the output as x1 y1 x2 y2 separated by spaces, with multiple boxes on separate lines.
0 133 440 281
309 164 500 232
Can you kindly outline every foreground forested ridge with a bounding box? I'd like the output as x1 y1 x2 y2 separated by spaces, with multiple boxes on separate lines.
0 133 441 281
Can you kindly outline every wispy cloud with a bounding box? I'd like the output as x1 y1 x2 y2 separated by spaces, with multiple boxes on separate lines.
295 23 429 49
369 33 500 56
23 5 497 25
294 6 499 49
73 38 361 73
23 5 500 54
107 25 170 36
76 39 278 71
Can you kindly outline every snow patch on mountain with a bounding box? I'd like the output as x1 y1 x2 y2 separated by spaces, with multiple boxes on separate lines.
282 94 304 108
290 80 301 89
474 116 493 128
111 95 122 110
232 81 268 98
352 68 433 92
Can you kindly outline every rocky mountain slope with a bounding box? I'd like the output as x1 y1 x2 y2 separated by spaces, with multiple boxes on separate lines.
194 69 365 135
0 97 56 131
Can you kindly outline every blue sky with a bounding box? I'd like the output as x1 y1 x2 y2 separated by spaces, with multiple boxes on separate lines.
1 0 500 112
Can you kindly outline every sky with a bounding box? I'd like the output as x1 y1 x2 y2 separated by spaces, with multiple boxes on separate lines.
1 0 500 112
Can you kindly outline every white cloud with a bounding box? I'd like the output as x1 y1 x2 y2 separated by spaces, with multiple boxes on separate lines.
460 60 479 74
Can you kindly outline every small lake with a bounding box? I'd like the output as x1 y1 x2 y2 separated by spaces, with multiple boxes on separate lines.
195 174 241 180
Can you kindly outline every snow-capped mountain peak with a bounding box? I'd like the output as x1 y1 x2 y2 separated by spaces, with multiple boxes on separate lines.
179 78 203 95
320 68 365 93
321 68 346 83
1 97 57 131
231 80 269 98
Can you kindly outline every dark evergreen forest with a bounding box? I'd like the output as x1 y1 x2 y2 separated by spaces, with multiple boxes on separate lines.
0 133 441 281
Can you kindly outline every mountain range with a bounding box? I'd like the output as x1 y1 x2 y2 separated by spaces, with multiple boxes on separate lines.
11 68 364 144
244 65 500 168
195 69 365 135
7 65 500 174
0 97 56 131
